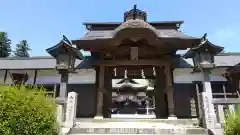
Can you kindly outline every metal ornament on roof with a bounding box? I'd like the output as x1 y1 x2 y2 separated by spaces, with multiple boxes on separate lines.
124 5 147 21
141 69 145 79
113 5 158 37
114 68 117 76
124 69 128 79
153 67 156 76
63 35 72 46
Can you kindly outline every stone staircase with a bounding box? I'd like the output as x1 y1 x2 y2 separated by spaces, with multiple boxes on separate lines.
68 118 208 135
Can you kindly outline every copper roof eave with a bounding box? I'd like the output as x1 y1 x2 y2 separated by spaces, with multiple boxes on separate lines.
72 37 200 50
83 21 184 30
72 38 114 50
83 21 184 25
46 41 84 59
193 40 224 52
183 40 224 58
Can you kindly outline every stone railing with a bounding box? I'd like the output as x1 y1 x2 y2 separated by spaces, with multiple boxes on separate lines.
33 91 56 97
212 98 240 128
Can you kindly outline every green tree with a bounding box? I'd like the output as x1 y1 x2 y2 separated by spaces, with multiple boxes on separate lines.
0 32 12 57
14 40 31 57
0 84 59 135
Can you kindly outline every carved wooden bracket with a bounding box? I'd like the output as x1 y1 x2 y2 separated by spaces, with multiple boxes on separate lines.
9 72 29 85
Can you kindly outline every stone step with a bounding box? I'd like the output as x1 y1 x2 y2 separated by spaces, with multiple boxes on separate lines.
69 127 208 135
69 119 207 135
75 118 199 126
74 122 198 128
70 134 207 135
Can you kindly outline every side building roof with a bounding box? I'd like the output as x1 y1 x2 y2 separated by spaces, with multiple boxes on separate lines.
0 53 240 70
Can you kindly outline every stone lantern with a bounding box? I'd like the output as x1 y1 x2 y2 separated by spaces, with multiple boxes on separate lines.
183 33 224 71
183 33 224 129
46 35 83 104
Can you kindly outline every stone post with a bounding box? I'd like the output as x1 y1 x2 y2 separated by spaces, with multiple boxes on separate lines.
217 105 225 127
56 72 69 121
228 104 235 113
65 92 78 128
59 72 69 99
201 70 217 129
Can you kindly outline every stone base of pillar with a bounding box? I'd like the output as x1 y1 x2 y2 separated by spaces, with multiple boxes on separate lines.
94 116 104 119
168 116 177 120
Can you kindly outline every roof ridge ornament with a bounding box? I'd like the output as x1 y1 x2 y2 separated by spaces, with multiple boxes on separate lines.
124 5 147 21
62 35 72 46
200 33 208 43
133 5 137 20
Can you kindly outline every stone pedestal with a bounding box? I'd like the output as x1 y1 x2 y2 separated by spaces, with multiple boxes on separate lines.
56 104 63 126
201 71 217 129
55 97 66 123
200 92 216 129
65 92 78 128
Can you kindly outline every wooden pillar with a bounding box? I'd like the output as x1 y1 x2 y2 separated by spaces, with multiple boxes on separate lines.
59 72 69 99
165 66 176 119
103 67 112 118
33 70 38 85
3 69 7 83
154 66 167 118
95 65 105 119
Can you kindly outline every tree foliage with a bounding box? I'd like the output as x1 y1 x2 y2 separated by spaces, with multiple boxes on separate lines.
0 84 59 135
14 40 31 57
0 32 11 57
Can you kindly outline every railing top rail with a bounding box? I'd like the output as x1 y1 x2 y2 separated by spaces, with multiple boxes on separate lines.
212 98 240 104
212 93 238 96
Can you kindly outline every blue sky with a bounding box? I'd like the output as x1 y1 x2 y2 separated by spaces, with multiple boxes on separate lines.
0 0 240 56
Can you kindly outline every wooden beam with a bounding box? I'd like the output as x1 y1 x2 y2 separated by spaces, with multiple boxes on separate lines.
94 60 166 66
111 75 156 79
130 47 139 60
